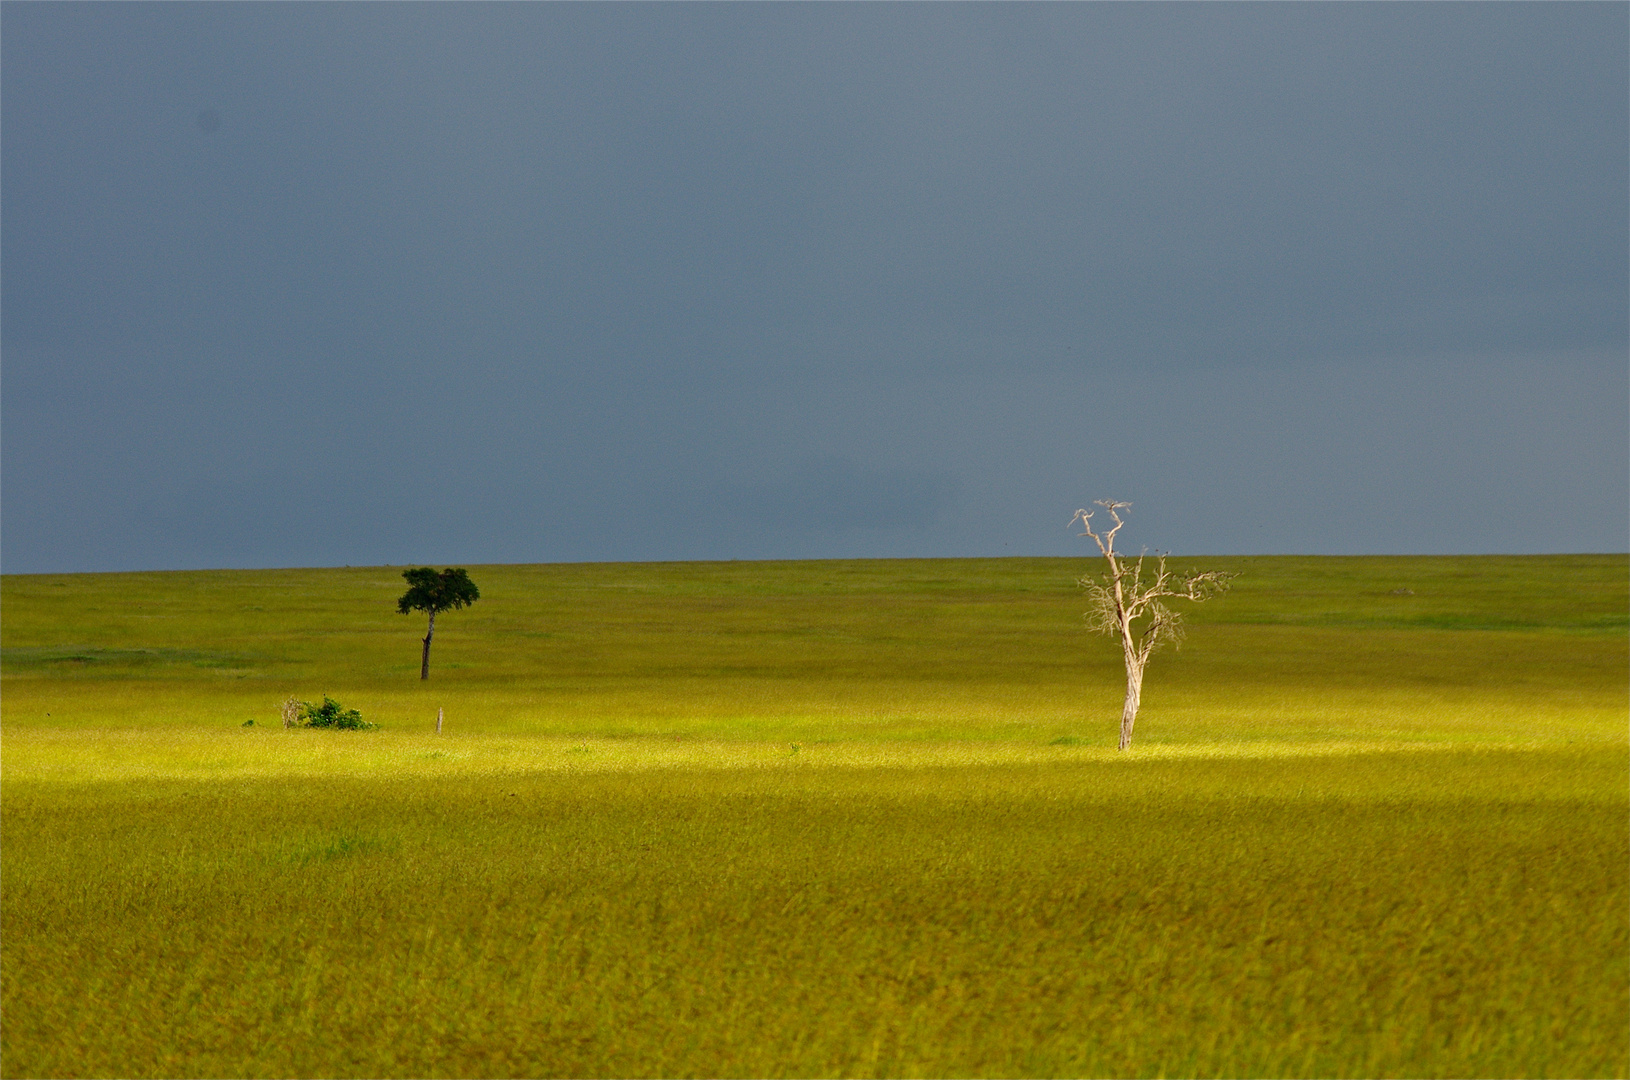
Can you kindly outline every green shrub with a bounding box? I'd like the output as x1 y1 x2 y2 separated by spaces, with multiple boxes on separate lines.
296 695 374 730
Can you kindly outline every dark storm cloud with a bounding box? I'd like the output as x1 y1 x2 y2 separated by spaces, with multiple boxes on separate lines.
3 4 1625 572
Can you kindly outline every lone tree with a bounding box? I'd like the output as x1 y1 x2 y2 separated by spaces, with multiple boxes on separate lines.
1072 501 1234 750
396 567 480 680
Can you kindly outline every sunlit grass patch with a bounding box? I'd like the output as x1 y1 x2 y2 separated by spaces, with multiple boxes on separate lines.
4 723 1610 794
4 745 1624 1078
2 555 1625 1077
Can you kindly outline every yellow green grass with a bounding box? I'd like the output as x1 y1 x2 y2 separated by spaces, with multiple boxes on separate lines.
3 556 1626 1077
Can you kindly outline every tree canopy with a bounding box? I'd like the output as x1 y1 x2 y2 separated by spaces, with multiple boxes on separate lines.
396 567 480 617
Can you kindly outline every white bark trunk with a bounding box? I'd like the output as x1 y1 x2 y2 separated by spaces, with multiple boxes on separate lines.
1119 653 1144 751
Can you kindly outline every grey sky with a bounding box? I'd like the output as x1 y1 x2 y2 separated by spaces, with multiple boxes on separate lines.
4 3 1625 573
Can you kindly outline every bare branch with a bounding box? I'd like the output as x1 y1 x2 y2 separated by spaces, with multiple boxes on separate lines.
1177 569 1237 602
1070 507 1110 558
1095 500 1130 553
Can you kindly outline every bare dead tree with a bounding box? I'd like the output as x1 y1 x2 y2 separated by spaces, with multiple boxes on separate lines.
1072 500 1235 750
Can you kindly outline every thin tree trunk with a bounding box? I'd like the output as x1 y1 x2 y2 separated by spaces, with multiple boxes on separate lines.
421 610 436 680
1119 655 1143 751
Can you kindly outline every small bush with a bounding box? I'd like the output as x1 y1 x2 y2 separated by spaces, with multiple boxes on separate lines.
296 695 375 730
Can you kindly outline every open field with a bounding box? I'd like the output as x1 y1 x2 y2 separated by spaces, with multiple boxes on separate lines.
3 555 1627 1077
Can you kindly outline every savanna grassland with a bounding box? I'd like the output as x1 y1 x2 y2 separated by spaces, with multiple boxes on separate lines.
3 555 1626 1078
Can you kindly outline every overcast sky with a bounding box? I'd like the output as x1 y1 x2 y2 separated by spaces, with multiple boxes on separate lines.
4 3 1625 574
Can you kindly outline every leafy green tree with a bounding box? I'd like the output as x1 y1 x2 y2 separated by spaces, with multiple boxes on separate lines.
396 567 480 680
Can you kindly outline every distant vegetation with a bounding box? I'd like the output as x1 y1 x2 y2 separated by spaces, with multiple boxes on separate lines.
2 555 1625 1077
291 695 373 730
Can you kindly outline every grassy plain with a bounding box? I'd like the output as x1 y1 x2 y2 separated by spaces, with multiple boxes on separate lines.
3 555 1626 1077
